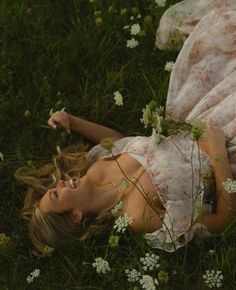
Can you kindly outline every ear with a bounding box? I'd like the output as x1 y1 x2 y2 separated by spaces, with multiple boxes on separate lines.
70 210 83 225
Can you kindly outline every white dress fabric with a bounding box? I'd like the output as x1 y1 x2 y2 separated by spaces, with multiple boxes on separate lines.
88 0 236 252
88 130 214 252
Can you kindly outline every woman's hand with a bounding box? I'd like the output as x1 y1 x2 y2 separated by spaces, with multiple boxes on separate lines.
198 124 226 157
48 109 71 133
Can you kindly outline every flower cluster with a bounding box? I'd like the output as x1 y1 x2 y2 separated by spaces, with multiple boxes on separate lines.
111 201 123 214
113 90 123 106
125 268 141 282
140 252 160 271
223 178 236 193
130 23 141 36
92 257 111 274
125 252 167 289
202 270 224 288
126 21 141 48
155 0 167 7
113 213 133 233
127 38 139 48
140 101 164 135
139 274 159 290
164 61 175 72
26 269 40 284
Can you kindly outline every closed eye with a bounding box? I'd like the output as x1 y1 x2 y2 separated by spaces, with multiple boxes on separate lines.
50 190 58 200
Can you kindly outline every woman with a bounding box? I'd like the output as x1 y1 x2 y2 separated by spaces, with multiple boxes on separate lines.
16 0 236 255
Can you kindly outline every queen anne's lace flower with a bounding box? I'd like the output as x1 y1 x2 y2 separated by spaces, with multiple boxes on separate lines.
127 38 139 48
202 270 224 288
139 275 159 290
111 201 123 214
92 257 111 274
113 213 133 233
140 253 160 271
164 61 175 71
125 268 141 282
222 178 236 193
113 91 123 106
130 23 141 35
155 0 166 7
26 269 40 284
0 152 4 161
140 102 164 135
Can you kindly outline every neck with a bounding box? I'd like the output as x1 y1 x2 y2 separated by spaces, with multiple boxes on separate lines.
85 178 122 215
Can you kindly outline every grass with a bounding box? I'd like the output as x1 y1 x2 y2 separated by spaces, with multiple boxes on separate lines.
0 0 235 289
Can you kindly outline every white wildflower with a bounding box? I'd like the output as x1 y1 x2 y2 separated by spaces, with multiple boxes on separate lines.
92 257 111 274
126 38 139 48
0 152 4 161
111 201 123 214
208 249 215 256
31 269 40 277
223 178 236 193
202 270 224 288
140 104 152 128
26 276 34 284
113 91 123 106
155 0 167 8
26 269 40 284
113 213 133 233
137 14 141 19
139 275 159 290
123 25 130 30
130 23 141 36
140 103 164 134
140 253 160 271
130 16 134 20
125 269 141 282
164 61 175 72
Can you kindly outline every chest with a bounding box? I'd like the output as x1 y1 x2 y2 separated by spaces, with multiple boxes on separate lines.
88 153 164 232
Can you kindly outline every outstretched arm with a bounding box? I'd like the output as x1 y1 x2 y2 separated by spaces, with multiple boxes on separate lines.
195 125 234 233
48 110 124 144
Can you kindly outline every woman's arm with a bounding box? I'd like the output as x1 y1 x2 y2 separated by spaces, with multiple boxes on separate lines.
48 110 124 144
195 125 234 233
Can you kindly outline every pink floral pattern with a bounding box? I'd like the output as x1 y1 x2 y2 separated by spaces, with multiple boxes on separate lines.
88 0 236 252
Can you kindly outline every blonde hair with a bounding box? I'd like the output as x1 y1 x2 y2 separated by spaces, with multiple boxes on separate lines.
15 143 113 256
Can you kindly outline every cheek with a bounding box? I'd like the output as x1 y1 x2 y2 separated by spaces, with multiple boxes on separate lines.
60 189 78 209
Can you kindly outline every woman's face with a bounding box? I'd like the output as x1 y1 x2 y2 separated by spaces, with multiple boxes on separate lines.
39 177 90 214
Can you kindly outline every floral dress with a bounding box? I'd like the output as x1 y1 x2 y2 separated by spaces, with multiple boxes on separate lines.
88 130 215 252
88 0 236 252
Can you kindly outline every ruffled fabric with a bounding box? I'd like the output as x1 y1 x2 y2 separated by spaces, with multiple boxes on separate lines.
156 0 236 50
88 130 214 252
88 0 236 252
159 0 236 180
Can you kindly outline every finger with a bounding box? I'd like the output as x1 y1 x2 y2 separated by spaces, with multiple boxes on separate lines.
48 113 64 128
48 111 70 131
